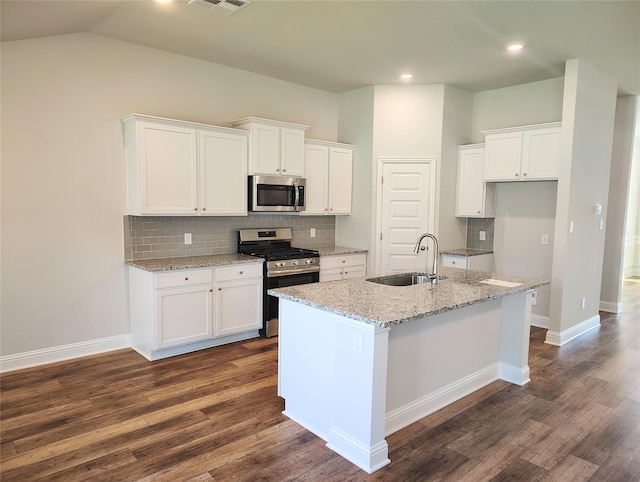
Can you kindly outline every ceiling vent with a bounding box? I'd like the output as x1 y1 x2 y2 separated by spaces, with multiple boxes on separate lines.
188 0 251 16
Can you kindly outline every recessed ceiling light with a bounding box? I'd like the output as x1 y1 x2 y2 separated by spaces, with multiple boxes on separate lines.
401 74 413 80
507 43 524 52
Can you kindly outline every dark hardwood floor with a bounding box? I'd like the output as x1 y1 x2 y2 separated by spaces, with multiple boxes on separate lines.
2 281 639 481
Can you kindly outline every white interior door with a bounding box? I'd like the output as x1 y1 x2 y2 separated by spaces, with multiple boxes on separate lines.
378 160 436 274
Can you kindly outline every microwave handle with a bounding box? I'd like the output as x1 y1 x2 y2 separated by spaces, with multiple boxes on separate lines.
293 182 300 211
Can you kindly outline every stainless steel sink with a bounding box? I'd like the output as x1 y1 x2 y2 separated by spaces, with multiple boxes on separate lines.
366 273 447 287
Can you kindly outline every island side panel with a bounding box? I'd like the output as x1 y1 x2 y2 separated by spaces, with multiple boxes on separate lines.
278 300 336 441
385 298 502 435
498 290 533 385
327 318 391 474
278 299 391 474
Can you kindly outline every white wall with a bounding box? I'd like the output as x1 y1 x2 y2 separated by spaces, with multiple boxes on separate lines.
623 100 640 277
470 78 564 320
494 182 557 321
1 33 338 357
550 59 617 339
471 78 565 140
336 87 375 259
601 96 637 311
440 85 473 251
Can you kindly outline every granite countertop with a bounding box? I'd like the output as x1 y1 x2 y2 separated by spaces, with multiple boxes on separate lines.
126 254 262 272
440 248 493 256
269 267 548 328
314 246 368 256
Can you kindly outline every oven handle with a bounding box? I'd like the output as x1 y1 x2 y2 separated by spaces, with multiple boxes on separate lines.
267 266 320 277
293 182 300 211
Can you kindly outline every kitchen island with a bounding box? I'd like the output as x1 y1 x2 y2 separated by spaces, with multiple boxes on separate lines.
269 267 548 474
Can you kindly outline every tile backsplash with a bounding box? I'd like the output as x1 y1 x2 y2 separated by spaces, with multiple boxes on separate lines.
124 214 336 260
466 218 495 251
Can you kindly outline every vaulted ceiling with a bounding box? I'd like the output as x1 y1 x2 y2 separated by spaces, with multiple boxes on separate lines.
2 0 638 95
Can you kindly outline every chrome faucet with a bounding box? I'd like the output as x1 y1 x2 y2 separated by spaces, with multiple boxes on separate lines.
414 233 439 284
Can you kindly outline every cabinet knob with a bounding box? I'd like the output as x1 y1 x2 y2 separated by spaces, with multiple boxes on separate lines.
342 260 346 263
194 207 198 211
203 207 207 211
185 277 189 280
276 168 280 172
282 169 287 172
477 210 481 214
240 271 244 275
330 208 334 211
210 289 213 293
523 172 527 177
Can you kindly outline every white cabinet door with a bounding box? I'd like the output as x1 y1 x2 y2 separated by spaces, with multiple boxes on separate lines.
123 115 249 216
483 131 523 181
483 123 561 182
303 140 354 216
132 120 199 215
199 128 248 215
215 278 262 337
156 284 213 349
303 143 329 214
280 127 306 177
521 126 561 180
232 117 309 176
251 122 281 175
328 147 353 215
456 145 495 218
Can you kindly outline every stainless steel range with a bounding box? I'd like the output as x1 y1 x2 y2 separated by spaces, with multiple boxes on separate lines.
237 228 319 337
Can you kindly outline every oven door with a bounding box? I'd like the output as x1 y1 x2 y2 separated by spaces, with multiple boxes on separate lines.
249 175 306 212
263 270 319 337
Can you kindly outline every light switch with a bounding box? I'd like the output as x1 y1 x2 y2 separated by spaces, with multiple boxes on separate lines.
479 231 486 241
184 233 192 245
541 234 549 245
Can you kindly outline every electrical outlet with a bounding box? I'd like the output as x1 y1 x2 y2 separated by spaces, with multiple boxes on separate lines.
184 233 192 245
479 231 486 241
531 291 538 306
581 297 586 310
352 332 363 355
541 234 549 245
310 228 316 238
569 221 574 234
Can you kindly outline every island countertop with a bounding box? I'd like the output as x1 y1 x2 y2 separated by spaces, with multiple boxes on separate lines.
269 267 548 328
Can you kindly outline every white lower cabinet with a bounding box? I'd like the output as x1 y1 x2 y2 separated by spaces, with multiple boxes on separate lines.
156 282 214 349
214 264 263 337
441 253 493 272
128 262 263 360
320 253 367 282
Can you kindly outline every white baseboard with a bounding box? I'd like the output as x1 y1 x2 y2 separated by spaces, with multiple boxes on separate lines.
544 315 601 347
599 300 622 313
0 334 132 373
530 314 549 329
498 362 530 386
385 363 499 436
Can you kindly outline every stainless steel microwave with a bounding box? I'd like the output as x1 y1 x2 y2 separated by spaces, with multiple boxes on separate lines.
249 175 306 212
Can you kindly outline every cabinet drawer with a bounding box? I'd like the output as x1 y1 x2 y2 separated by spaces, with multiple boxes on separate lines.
155 269 213 289
215 263 263 282
321 253 366 270
441 255 468 269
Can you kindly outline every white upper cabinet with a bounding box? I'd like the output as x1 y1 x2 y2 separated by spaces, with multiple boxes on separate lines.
483 122 561 182
303 140 354 215
122 114 248 216
232 117 308 177
456 144 495 218
198 127 248 216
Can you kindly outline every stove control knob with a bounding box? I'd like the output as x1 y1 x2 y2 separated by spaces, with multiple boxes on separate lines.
292 260 299 266
305 259 312 265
